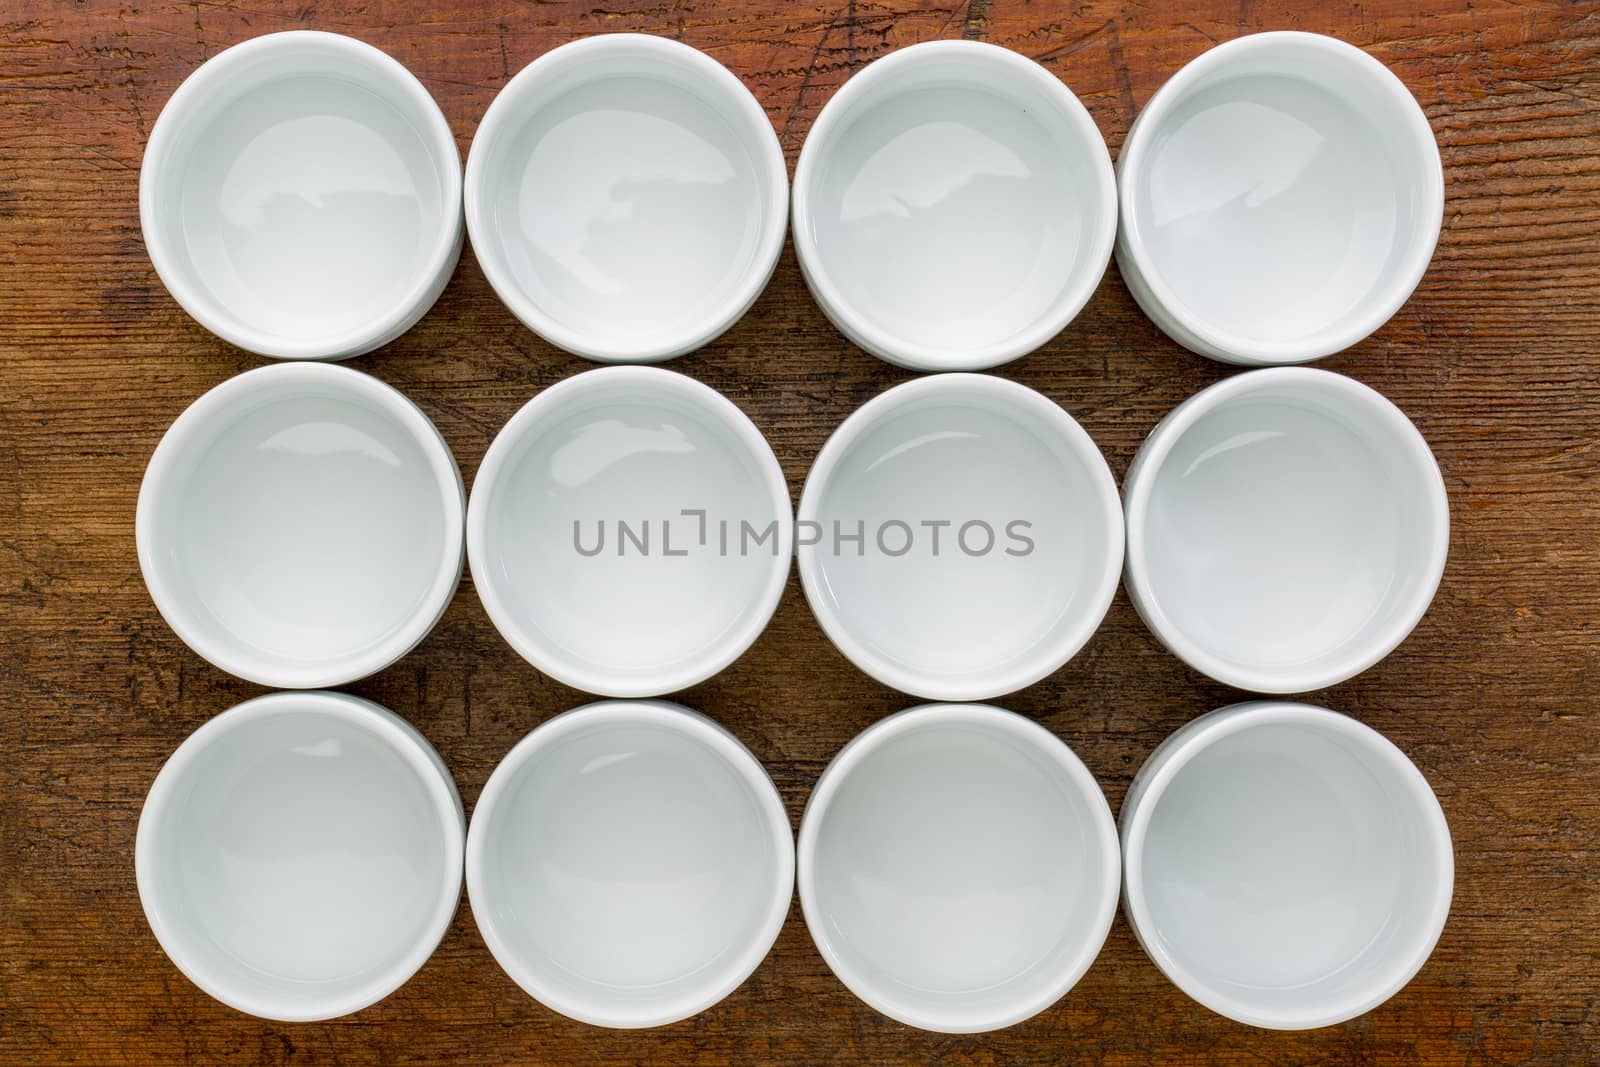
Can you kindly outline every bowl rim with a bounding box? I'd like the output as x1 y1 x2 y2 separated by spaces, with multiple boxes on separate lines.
463 699 795 1028
1121 366 1450 693
1115 30 1445 365
1119 700 1454 1030
138 29 464 361
134 690 466 1022
795 702 1121 1033
795 373 1124 701
134 361 467 688
465 365 793 697
463 33 790 363
790 38 1118 372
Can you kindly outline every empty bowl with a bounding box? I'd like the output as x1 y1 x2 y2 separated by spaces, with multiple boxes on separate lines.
136 691 465 1021
792 40 1116 371
137 362 465 688
140 31 463 359
797 374 1122 701
467 366 791 696
798 703 1119 1032
466 700 793 1027
465 34 788 362
1116 31 1444 365
1122 367 1448 692
1120 701 1453 1029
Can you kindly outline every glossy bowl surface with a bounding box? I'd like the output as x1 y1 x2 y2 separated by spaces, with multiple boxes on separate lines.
137 362 465 689
792 40 1116 371
798 703 1120 1033
136 691 465 1021
466 700 793 1027
797 374 1122 700
1116 31 1444 365
468 366 791 696
466 34 788 362
1122 367 1448 693
1120 701 1453 1029
140 31 463 360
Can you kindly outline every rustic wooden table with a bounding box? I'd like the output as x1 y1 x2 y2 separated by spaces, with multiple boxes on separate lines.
3 0 1598 1063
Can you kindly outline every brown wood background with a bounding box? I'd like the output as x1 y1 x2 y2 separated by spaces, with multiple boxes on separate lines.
2 0 1598 1063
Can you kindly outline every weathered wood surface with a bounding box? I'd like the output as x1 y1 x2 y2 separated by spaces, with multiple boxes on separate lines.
2 0 1598 1062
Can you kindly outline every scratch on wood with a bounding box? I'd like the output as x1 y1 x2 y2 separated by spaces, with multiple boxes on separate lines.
462 635 474 737
115 13 147 140
847 0 855 66
0 405 23 564
191 0 207 57
1105 20 1137 126
779 15 836 147
1029 18 1112 67
962 0 989 40
125 71 146 140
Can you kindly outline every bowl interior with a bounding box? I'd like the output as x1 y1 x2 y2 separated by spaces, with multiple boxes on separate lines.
142 374 455 684
1136 376 1443 684
475 378 786 692
140 702 456 1018
1124 38 1438 349
1132 718 1449 1024
146 38 453 348
806 714 1114 1030
805 386 1117 697
473 714 785 1025
473 46 776 355
801 49 1109 361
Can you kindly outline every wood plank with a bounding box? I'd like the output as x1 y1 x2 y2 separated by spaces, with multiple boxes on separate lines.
1 0 1598 1062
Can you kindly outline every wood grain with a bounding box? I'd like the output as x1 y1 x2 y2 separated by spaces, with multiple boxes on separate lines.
2 0 1598 1063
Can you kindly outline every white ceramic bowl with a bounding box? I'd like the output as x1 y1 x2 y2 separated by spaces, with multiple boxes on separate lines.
466 700 792 1027
468 366 791 696
140 31 463 360
797 374 1122 701
1121 701 1453 1029
465 34 788 362
1116 31 1444 365
136 691 465 1021
1122 367 1448 693
798 704 1119 1033
791 40 1116 371
137 362 465 688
